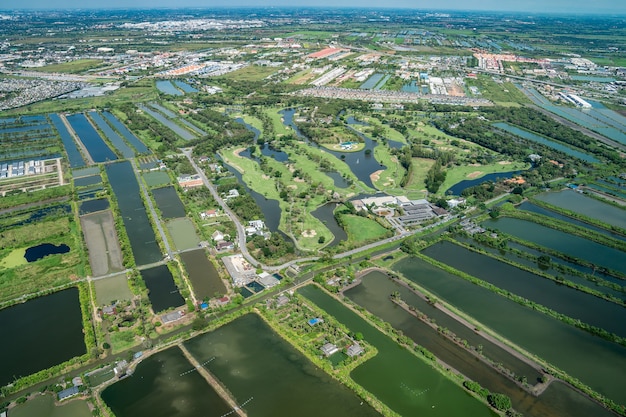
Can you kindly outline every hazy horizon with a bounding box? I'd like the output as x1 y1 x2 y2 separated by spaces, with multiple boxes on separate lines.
4 0 626 15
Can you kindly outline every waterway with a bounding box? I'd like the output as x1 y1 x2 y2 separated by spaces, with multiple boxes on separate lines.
345 270 613 417
66 113 118 163
101 111 150 155
422 240 626 338
102 346 231 417
533 189 626 230
311 203 347 247
0 288 85 387
235 117 289 162
393 256 626 406
180 249 227 300
183 313 381 417
49 113 85 168
493 122 599 163
152 186 186 219
105 161 162 266
141 265 185 313
299 285 497 417
483 217 626 275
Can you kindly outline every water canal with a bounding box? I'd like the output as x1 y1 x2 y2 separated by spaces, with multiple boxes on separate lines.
299 285 497 417
311 203 347 247
0 288 85 387
393 256 626 406
446 170 523 196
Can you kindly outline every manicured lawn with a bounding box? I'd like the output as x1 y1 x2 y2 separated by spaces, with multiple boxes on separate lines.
405 158 435 199
341 214 390 244
264 107 292 137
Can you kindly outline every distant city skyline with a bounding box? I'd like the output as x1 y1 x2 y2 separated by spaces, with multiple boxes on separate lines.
5 0 626 15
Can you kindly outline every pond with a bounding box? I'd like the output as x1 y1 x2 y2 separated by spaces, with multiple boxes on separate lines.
180 249 227 300
534 189 626 230
106 161 162 266
0 287 85 387
422 240 626 338
236 117 289 162
88 111 136 159
325 170 351 188
493 122 599 163
79 198 110 215
518 201 626 242
345 270 612 417
102 346 231 417
9 393 91 417
173 80 198 93
183 313 382 417
24 242 70 262
138 104 195 141
74 174 102 188
152 186 186 219
141 265 185 313
446 170 523 196
66 113 118 163
49 113 85 168
149 103 206 136
101 111 150 155
155 80 183 96
299 285 497 417
393 256 626 406
311 203 347 247
483 217 626 275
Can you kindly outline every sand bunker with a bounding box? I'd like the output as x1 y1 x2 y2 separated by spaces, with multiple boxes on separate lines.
467 171 483 179
301 229 318 238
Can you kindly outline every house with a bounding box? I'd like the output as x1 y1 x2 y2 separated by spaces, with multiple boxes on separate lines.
58 386 80 401
216 241 234 251
225 189 240 199
216 296 230 307
320 343 339 357
101 304 117 316
212 230 225 242
346 342 364 357
72 376 83 387
276 294 289 307
200 209 218 219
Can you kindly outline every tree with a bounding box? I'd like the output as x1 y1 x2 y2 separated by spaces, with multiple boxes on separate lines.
488 393 512 411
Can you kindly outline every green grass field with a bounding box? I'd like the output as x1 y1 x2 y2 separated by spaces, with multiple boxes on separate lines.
264 107 293 137
465 76 531 107
32 59 104 74
217 65 277 82
405 158 435 199
340 214 390 245
109 330 140 354
143 171 171 188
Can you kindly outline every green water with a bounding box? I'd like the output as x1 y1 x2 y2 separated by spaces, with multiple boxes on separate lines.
183 313 380 417
299 285 497 417
393 256 626 407
534 190 626 230
10 393 91 417
101 347 231 417
346 270 614 417
422 240 626 337
484 217 626 275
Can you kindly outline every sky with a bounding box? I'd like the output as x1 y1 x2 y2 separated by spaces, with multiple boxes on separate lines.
7 0 626 14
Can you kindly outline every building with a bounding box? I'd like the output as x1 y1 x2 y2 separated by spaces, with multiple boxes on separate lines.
320 343 339 357
346 342 364 357
212 230 225 242
58 386 80 401
177 174 203 188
